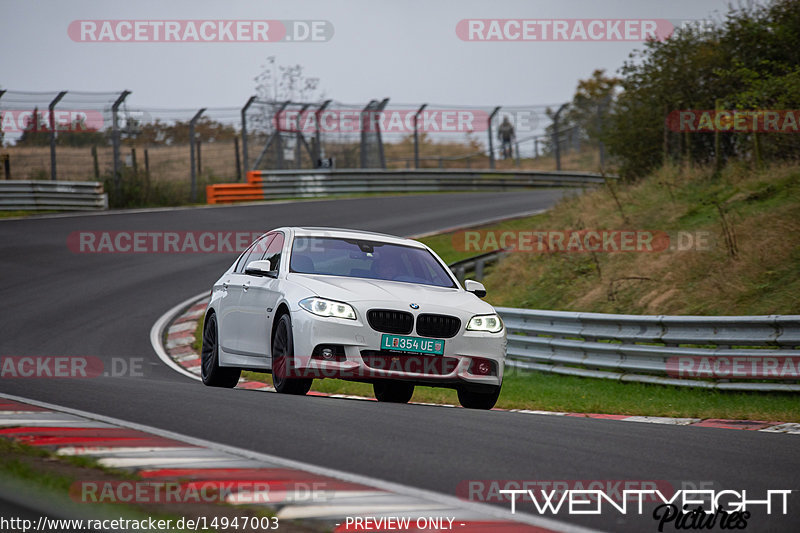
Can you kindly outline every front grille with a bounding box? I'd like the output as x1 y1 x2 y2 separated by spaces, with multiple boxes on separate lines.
416 314 461 338
367 309 414 335
361 350 460 375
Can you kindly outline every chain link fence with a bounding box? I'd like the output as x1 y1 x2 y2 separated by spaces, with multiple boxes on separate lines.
1 89 601 205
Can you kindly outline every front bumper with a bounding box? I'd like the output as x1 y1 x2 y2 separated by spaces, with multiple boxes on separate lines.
288 306 506 388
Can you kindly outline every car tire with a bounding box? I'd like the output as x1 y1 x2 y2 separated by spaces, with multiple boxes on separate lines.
201 313 241 388
373 381 415 403
271 313 312 395
457 385 501 410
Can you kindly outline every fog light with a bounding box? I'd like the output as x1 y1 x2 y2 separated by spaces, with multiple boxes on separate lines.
321 347 335 360
470 357 495 376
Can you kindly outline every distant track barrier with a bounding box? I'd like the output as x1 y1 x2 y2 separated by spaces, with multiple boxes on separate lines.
497 307 800 391
206 169 609 204
0 180 107 211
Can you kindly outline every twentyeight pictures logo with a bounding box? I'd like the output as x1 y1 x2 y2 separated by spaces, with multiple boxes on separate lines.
68 20 334 42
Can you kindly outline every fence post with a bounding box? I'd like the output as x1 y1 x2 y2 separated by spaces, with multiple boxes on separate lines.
599 98 609 172
48 91 67 181
413 103 427 169
359 100 376 168
91 146 100 181
111 91 131 195
131 148 138 176
234 136 242 180
197 138 202 175
714 98 722 174
2 154 9 180
240 95 256 178
488 106 500 169
376 98 389 169
553 103 568 171
295 104 310 169
314 100 332 167
189 108 206 203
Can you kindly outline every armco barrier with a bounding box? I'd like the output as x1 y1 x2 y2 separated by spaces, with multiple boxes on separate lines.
205 169 609 204
0 180 107 211
206 183 263 204
496 307 800 391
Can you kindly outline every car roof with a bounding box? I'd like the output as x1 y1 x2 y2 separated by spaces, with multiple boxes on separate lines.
286 227 424 247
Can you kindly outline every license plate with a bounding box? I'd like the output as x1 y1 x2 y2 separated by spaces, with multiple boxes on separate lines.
381 334 445 355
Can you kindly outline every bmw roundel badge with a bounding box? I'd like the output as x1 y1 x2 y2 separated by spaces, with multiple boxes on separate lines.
410 303 420 309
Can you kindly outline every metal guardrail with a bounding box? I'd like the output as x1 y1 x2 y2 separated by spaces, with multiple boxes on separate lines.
0 180 108 211
214 169 608 202
449 250 507 283
252 169 609 192
495 307 800 391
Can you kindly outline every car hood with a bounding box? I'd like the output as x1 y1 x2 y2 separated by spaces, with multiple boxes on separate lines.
286 273 494 315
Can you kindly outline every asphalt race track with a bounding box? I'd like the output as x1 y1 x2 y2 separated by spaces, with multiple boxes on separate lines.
1 191 798 532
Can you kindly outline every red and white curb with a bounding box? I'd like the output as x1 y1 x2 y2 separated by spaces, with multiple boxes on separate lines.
156 293 800 436
0 392 591 533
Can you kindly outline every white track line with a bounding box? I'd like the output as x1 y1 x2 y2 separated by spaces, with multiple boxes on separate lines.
150 292 208 382
0 391 602 533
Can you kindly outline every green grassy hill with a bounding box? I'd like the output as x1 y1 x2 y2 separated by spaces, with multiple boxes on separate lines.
424 162 800 316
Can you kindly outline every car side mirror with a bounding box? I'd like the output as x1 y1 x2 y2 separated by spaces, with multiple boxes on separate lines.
245 260 278 278
465 279 487 298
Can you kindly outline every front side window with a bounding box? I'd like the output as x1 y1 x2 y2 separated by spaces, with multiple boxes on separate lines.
290 237 455 288
260 232 285 272
235 233 274 274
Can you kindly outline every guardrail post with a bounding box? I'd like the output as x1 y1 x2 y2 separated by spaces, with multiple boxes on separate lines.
189 108 206 203
314 100 331 167
474 259 484 281
111 90 131 195
48 91 67 181
553 103 568 171
240 95 256 179
488 107 500 169
413 103 427 169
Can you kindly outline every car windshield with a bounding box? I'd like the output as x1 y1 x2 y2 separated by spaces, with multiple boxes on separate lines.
290 236 456 288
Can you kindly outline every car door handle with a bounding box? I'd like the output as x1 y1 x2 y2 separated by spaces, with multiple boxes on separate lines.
222 281 229 290
242 281 250 291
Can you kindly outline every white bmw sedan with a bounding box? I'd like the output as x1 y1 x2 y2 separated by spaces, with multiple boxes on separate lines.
201 227 506 409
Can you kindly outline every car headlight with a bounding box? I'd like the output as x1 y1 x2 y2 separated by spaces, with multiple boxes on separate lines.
299 297 357 320
466 314 503 333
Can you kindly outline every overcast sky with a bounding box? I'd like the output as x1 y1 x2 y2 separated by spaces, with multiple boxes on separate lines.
2 0 738 110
